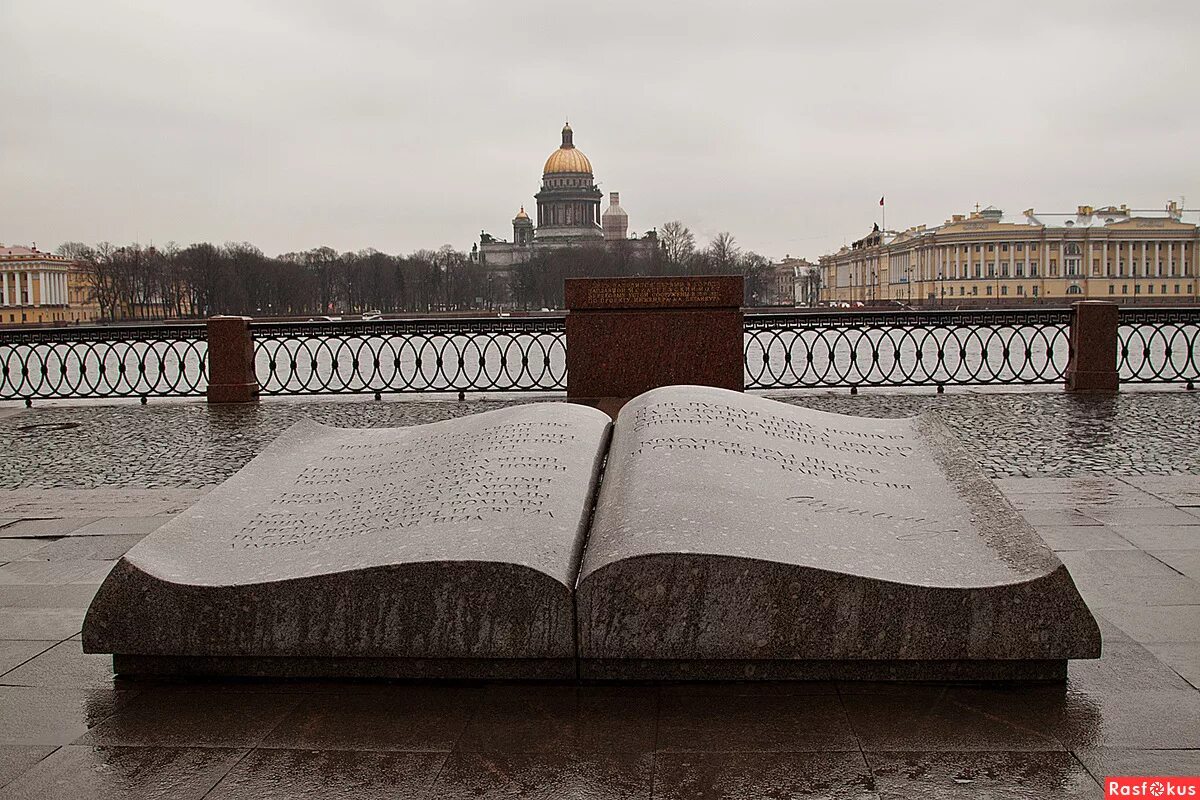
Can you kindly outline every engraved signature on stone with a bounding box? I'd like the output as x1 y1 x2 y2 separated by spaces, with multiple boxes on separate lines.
786 496 960 541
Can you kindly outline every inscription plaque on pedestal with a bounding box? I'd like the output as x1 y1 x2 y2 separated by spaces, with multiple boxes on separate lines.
565 276 744 414
84 386 1101 681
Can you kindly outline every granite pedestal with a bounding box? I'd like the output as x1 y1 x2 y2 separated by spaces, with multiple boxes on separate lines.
565 276 744 414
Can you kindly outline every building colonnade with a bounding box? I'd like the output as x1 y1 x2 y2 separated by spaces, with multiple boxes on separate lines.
0 268 72 307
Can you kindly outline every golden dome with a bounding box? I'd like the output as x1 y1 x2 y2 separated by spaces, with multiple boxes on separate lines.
543 122 594 175
513 206 530 220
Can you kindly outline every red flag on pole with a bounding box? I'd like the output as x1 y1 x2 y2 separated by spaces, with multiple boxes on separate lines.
879 196 885 206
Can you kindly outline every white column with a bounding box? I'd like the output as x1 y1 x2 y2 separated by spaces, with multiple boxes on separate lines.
1008 242 1014 276
58 272 64 304
14 272 22 305
1 272 8 306
1102 241 1109 276
53 272 61 305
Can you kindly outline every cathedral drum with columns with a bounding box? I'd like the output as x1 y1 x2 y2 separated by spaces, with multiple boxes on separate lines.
474 123 657 272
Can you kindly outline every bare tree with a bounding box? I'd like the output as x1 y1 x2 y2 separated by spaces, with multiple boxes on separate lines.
660 220 695 268
707 232 740 273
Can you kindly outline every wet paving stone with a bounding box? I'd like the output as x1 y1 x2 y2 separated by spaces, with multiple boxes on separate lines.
0 744 245 800
865 750 1100 799
204 749 446 800
654 751 877 799
0 389 1197 490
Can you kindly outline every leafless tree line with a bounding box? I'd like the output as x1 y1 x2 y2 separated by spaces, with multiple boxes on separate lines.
55 226 783 320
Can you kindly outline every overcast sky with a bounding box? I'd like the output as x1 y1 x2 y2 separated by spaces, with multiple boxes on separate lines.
3 1 1198 261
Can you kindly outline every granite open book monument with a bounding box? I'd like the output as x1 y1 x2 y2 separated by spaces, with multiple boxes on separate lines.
83 386 1101 680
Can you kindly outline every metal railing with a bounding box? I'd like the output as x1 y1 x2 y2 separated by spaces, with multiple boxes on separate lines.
1119 308 1200 385
744 309 1073 389
0 324 207 400
3 307 1196 402
251 317 567 395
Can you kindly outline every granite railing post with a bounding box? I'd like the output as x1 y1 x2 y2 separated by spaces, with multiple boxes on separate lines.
205 316 259 403
1065 301 1119 392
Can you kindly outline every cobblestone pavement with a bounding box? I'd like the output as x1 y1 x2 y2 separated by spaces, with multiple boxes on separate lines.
1 388 1198 489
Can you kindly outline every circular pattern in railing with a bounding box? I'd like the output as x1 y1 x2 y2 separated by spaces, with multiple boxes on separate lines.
0 327 208 400
743 311 1073 389
252 320 567 394
1119 318 1200 383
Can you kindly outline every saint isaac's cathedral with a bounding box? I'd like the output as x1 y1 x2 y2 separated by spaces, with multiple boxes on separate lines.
472 123 657 269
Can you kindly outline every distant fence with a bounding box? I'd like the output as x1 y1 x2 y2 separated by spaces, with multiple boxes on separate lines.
1 306 1196 401
0 324 207 400
252 318 567 395
744 309 1072 389
1118 308 1200 384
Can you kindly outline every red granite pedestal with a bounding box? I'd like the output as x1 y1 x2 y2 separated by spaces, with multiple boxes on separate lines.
206 316 259 403
565 276 744 415
1065 301 1119 393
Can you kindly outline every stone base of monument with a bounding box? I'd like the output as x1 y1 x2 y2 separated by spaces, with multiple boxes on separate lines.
579 659 1067 682
112 655 575 680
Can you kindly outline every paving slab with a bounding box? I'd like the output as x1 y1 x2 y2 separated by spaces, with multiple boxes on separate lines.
1034 525 1136 552
865 750 1100 799
0 584 100 608
1064 642 1196 695
77 688 303 748
0 489 212 519
840 687 1065 752
204 749 446 800
1120 475 1200 506
1108 525 1200 550
1148 550 1200 581
1097 606 1200 645
1087 507 1200 527
0 744 57 791
0 609 85 640
0 641 52 676
0 744 245 800
0 686 135 746
68 517 170 537
1144 644 1200 689
0 539 52 561
18 535 147 563
654 751 876 799
1073 748 1200 783
431 751 654 800
0 560 115 586
0 519 97 539
656 693 857 752
457 685 656 754
1044 688 1200 749
259 685 481 752
0 639 118 690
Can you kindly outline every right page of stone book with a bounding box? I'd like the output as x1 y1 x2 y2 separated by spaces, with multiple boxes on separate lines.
576 385 1100 678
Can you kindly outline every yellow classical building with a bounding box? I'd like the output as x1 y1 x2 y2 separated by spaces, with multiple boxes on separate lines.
0 245 98 325
820 202 1199 308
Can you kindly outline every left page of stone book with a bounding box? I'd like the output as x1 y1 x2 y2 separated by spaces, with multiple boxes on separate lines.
82 402 612 679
